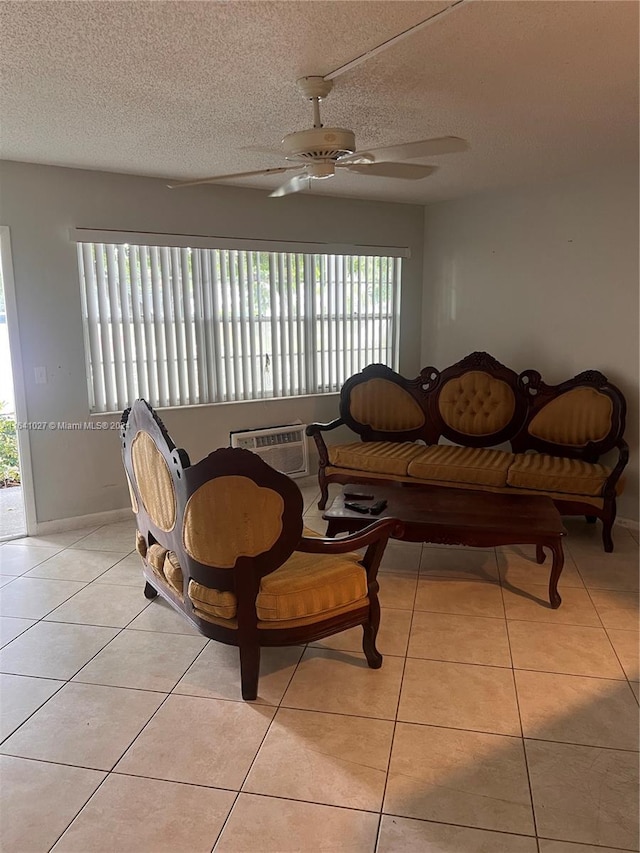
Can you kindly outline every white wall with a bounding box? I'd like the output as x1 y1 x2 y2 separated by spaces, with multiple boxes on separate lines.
0 160 425 524
422 168 639 521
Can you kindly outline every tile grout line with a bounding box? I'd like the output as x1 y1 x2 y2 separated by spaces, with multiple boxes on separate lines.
206 619 311 850
373 544 422 853
2 524 638 849
496 546 546 848
1 534 159 852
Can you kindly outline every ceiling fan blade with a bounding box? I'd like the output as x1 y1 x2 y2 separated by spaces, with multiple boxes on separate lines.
340 162 437 180
340 136 468 165
269 173 310 198
167 167 294 189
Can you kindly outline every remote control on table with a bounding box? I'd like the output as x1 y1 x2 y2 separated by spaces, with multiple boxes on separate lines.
368 499 388 515
344 501 371 514
343 491 374 501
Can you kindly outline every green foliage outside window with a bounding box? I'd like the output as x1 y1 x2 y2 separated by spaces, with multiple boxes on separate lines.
0 406 20 486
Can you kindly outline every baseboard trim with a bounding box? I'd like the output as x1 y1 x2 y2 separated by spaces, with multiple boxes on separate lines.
34 507 133 535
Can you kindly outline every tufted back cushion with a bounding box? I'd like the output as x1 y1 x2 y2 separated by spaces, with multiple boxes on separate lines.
349 378 425 432
183 475 285 568
438 371 516 436
528 388 613 447
131 431 177 532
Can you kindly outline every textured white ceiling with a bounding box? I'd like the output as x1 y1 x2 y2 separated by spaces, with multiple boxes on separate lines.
1 0 638 203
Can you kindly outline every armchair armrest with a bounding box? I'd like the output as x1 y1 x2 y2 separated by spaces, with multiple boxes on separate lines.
603 438 629 497
296 518 403 554
297 517 404 585
306 418 345 436
306 419 345 468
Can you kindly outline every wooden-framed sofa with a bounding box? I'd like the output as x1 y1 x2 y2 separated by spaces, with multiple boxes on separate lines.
307 352 628 552
121 399 401 700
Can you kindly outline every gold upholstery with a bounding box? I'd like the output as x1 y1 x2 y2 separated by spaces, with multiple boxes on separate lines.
438 372 516 436
407 445 514 488
256 551 367 621
183 476 284 568
328 441 424 476
528 388 613 447
507 453 611 497
349 378 425 431
163 551 184 597
188 580 238 619
193 598 370 631
188 549 367 623
135 530 147 558
146 543 168 575
323 464 606 508
131 431 177 532
126 472 138 513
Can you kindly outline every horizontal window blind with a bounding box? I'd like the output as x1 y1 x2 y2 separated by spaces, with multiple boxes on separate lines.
76 240 402 413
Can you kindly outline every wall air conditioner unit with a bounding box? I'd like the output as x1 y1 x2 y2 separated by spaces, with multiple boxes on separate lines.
230 423 309 478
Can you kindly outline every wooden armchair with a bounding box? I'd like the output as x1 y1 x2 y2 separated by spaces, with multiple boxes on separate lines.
120 400 401 700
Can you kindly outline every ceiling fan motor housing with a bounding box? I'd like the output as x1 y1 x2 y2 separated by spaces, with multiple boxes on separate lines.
282 128 356 161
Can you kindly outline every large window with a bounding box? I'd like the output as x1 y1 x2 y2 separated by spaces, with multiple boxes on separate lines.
75 232 404 413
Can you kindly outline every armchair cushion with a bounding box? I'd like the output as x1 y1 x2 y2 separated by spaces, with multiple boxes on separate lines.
147 543 168 575
327 441 424 477
257 551 367 621
407 445 514 488
187 550 367 623
188 579 238 619
507 453 611 496
163 551 184 598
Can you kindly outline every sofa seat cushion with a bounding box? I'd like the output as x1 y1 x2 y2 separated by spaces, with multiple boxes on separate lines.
189 550 367 623
507 453 611 497
407 445 515 488
328 441 424 477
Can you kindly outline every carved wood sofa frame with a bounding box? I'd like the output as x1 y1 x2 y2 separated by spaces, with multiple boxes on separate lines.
307 352 628 552
121 399 401 700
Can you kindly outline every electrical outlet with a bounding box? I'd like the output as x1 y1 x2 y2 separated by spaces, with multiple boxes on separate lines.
34 366 47 384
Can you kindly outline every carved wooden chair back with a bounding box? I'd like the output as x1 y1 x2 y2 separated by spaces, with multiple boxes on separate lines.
122 399 303 616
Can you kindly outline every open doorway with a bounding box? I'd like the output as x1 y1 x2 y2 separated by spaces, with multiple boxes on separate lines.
0 228 27 539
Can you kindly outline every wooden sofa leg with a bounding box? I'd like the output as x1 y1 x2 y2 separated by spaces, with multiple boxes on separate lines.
362 623 383 669
602 505 616 553
239 643 261 701
143 581 158 599
317 472 329 510
585 515 597 524
362 588 383 669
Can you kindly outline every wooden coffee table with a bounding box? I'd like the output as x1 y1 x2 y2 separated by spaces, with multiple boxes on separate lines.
323 483 567 608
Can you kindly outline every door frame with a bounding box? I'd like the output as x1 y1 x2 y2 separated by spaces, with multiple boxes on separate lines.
0 225 37 536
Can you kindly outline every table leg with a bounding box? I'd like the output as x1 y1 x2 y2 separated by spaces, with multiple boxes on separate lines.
324 520 340 538
536 544 545 564
548 539 564 609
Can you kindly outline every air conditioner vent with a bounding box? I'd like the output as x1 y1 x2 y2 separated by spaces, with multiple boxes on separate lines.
230 424 309 478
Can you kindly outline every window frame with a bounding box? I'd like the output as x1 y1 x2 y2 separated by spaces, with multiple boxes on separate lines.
72 229 408 414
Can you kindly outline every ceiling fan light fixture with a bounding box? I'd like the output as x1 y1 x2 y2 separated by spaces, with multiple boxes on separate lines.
307 161 335 180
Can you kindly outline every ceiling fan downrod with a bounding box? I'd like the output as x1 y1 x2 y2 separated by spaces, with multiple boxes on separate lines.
312 97 322 129
297 76 333 129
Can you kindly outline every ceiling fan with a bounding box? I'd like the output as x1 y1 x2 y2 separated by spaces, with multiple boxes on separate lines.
168 76 468 197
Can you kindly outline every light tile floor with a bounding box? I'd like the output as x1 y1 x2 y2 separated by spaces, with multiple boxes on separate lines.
0 485 638 852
